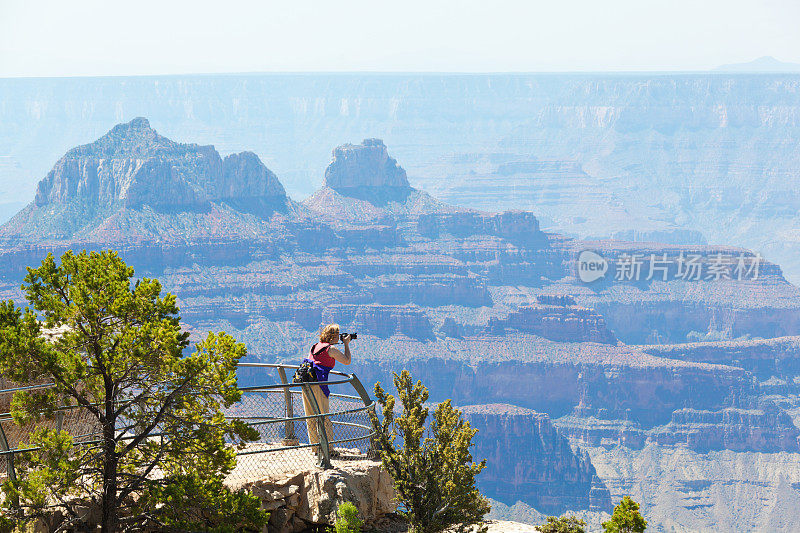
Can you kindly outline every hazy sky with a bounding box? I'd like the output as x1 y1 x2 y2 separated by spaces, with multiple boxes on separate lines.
1 0 799 77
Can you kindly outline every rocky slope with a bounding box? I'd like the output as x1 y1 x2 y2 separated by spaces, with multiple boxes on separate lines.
3 120 800 529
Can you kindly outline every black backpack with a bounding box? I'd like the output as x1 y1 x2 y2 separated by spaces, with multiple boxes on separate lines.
293 343 331 384
293 360 317 384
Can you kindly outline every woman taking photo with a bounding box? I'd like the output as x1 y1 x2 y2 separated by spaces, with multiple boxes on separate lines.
302 323 353 455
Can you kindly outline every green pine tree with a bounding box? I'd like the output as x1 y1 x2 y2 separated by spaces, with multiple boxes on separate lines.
0 250 268 532
602 496 647 533
372 369 490 533
536 515 587 533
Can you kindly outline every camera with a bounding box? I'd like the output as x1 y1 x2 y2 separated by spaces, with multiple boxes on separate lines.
339 332 357 342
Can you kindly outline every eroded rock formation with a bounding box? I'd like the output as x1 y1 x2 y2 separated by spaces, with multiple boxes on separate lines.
325 138 410 191
461 403 612 514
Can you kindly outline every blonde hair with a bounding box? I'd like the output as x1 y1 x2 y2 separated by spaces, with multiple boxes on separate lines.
320 323 340 344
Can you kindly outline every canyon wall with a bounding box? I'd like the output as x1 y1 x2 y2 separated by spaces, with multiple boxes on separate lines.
3 119 800 529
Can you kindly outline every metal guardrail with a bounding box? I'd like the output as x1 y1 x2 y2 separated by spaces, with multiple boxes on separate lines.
231 363 376 473
0 363 377 485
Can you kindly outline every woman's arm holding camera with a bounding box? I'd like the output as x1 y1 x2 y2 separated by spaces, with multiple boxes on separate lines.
329 335 352 365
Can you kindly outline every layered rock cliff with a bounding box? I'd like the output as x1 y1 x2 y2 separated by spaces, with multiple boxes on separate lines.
7 73 800 286
649 406 800 452
640 336 800 379
487 303 616 344
560 240 800 344
555 403 800 453
338 335 752 428
460 403 612 514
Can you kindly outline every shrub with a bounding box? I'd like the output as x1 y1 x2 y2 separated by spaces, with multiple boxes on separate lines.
535 515 587 533
334 502 363 533
372 369 490 533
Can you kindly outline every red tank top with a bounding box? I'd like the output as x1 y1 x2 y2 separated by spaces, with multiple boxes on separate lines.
309 342 336 368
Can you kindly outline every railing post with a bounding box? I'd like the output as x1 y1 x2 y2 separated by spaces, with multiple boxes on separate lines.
0 422 18 508
349 374 373 407
301 383 332 469
349 374 379 457
277 368 298 445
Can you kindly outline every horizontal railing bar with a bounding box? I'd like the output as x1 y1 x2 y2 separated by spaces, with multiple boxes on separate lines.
327 393 364 401
238 391 364 408
0 424 377 457
234 431 376 456
227 402 375 424
0 391 363 420
0 366 353 396
238 377 355 392
0 418 375 456
1 401 375 429
330 420 371 429
237 362 351 378
0 383 56 394
234 417 372 433
1 413 375 453
239 389 362 401
0 402 102 419
325 432 376 447
0 446 39 456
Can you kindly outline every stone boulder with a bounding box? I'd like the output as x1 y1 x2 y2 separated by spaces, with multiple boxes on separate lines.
241 459 396 533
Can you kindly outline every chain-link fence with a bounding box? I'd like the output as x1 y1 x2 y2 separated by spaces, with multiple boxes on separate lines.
0 382 106 482
0 364 377 486
226 363 377 483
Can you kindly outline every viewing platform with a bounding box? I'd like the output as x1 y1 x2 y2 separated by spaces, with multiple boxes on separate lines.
0 364 394 532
